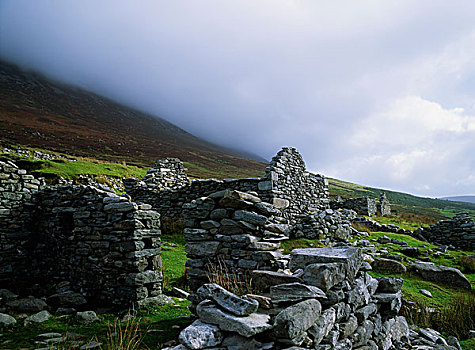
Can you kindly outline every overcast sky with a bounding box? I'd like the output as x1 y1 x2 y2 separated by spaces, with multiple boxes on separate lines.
1 1 474 197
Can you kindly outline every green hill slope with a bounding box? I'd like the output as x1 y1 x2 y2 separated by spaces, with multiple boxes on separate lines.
328 178 475 223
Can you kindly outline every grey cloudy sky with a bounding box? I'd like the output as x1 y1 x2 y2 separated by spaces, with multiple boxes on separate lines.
1 0 475 197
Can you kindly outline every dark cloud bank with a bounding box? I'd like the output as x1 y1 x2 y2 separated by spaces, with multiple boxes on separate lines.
1 0 475 197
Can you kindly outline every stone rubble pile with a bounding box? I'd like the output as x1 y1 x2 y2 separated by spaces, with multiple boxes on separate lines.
292 208 357 242
164 246 421 350
1 146 77 162
415 212 475 250
183 189 290 290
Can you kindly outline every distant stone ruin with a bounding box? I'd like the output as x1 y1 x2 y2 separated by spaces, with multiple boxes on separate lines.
378 192 391 216
331 196 377 216
331 193 391 217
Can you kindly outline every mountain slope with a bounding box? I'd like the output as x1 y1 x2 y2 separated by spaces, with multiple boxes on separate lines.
0 60 265 179
439 196 475 204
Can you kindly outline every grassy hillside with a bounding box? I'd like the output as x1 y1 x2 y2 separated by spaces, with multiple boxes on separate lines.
328 178 475 223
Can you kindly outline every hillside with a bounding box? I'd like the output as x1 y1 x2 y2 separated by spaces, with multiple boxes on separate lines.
328 177 475 223
0 60 265 179
440 196 475 204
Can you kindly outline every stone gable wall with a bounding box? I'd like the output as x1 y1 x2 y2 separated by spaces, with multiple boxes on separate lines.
125 147 329 223
378 192 391 216
0 160 162 308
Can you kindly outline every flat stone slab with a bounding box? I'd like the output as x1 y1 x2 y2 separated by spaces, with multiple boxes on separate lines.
252 270 303 291
197 300 272 337
197 283 258 316
290 247 363 282
270 282 326 303
411 262 471 290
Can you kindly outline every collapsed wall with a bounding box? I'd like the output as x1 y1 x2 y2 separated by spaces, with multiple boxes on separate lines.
166 247 410 350
125 147 329 222
0 159 163 307
415 212 475 250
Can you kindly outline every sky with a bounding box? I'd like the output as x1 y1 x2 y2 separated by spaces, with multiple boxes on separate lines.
1 1 475 197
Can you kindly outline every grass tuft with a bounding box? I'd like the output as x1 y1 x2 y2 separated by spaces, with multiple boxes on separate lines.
98 316 147 350
206 258 256 295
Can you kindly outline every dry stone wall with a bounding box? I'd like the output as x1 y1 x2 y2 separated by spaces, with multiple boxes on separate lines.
292 208 357 242
331 196 377 217
378 193 391 216
125 147 329 223
261 147 329 222
415 212 475 250
183 189 290 290
0 158 43 285
0 160 163 308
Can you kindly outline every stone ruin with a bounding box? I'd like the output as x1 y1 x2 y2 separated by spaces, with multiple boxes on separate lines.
331 193 391 217
414 212 475 250
125 147 329 224
0 158 162 309
378 193 391 216
0 146 471 349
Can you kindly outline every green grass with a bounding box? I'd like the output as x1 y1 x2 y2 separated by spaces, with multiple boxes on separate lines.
368 215 428 231
161 233 188 293
1 151 146 183
460 337 475 350
0 299 191 349
281 238 324 254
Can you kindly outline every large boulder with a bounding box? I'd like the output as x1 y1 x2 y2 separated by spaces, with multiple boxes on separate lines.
411 262 471 290
289 247 363 283
6 296 48 313
0 313 16 327
273 299 322 340
372 258 407 273
24 310 51 326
